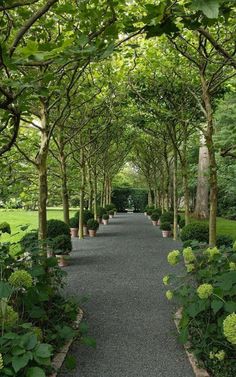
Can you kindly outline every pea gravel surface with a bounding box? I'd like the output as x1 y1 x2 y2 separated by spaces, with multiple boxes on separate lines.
58 213 195 377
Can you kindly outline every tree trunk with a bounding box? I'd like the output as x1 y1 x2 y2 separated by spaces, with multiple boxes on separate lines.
60 151 69 225
36 101 49 241
194 135 209 219
173 150 178 240
94 170 98 219
38 158 48 240
79 144 85 240
200 70 217 246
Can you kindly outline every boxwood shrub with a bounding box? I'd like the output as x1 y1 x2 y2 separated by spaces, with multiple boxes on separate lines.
181 222 209 243
47 219 70 238
51 234 72 255
216 234 233 248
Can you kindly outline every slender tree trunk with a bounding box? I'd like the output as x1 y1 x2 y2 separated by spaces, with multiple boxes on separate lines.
79 143 85 240
37 157 48 240
173 150 178 240
94 169 98 219
194 135 209 219
199 70 217 245
60 151 69 225
87 164 93 211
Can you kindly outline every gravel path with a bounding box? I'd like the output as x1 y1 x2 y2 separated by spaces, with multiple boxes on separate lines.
58 213 194 377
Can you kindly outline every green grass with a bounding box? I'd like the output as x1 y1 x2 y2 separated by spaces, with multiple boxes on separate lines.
0 208 77 243
216 217 236 240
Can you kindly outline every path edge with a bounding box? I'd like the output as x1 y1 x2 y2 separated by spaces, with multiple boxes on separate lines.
174 308 210 377
49 308 83 377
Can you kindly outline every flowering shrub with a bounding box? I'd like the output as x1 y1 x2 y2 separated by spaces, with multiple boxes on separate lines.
164 243 236 377
8 270 33 289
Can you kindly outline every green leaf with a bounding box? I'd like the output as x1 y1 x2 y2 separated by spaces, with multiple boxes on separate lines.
26 367 46 377
224 301 236 313
12 353 31 373
34 344 53 359
65 355 77 370
211 300 224 314
81 336 96 348
191 0 220 19
178 327 189 344
0 281 12 298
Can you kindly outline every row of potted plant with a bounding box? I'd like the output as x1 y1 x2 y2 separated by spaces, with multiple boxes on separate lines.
145 207 183 238
69 206 117 238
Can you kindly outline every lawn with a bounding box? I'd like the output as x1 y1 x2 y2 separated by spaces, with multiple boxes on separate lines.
189 216 236 240
0 208 77 243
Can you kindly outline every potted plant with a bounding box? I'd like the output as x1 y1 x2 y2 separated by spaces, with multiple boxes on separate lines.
87 219 99 237
51 234 72 267
97 207 107 223
112 207 117 215
160 222 172 238
151 212 159 226
109 210 114 219
69 217 79 237
102 213 109 225
147 209 152 220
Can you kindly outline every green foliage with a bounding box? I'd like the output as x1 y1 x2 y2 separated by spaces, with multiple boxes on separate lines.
179 218 186 229
216 234 233 248
160 222 171 231
164 242 236 376
151 212 159 221
102 214 109 220
97 207 107 218
104 203 116 212
112 188 148 212
74 210 93 226
51 235 72 256
0 222 11 234
108 210 114 216
20 232 39 252
69 217 78 228
160 212 174 224
181 222 209 242
46 219 70 239
0 223 79 376
0 328 52 376
87 219 99 231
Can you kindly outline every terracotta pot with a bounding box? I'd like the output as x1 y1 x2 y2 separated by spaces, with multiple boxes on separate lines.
102 219 108 225
83 226 89 236
56 255 69 267
162 230 171 238
70 228 78 237
144 212 147 216
147 215 151 220
109 214 113 219
114 211 117 215
157 219 161 226
152 220 158 226
88 229 96 237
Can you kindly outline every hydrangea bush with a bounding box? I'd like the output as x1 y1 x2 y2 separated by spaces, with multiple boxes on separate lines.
164 242 236 377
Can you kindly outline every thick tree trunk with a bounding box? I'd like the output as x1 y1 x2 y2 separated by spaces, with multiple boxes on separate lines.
36 101 49 241
194 136 209 219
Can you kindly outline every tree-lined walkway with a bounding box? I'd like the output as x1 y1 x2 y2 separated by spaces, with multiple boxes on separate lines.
59 213 194 377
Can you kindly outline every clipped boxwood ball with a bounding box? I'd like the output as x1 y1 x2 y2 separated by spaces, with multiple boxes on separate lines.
51 234 72 255
181 222 209 243
0 222 11 234
46 219 70 238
